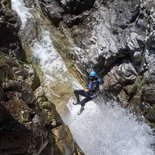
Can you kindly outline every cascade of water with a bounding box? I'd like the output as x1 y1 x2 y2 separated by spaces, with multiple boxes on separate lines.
11 0 32 28
32 30 68 80
64 98 155 155
11 1 155 155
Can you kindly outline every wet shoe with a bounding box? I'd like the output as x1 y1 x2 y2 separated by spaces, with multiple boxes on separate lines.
78 107 85 115
73 102 80 105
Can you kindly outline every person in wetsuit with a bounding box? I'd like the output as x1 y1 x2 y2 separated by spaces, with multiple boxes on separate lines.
73 70 102 114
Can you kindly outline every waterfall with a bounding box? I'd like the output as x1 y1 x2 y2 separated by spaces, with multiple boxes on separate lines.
11 0 32 28
11 1 155 155
64 98 155 155
31 30 68 80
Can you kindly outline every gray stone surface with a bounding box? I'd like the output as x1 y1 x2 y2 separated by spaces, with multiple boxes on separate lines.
38 0 155 122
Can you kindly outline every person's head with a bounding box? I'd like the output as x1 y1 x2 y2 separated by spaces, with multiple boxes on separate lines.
89 71 97 80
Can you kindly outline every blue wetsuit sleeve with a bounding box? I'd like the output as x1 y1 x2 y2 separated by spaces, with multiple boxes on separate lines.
87 82 99 92
87 82 93 90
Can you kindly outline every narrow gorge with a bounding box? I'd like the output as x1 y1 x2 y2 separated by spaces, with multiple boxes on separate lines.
0 0 155 155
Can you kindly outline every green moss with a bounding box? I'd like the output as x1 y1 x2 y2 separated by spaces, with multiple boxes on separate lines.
33 62 44 81
135 76 144 92
130 76 144 112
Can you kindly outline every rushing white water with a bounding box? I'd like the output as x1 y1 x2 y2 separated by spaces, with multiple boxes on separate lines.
11 1 155 155
31 29 71 102
32 30 68 81
11 0 32 28
64 98 155 155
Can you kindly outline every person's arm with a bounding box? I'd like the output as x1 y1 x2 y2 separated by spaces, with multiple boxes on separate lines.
84 82 90 93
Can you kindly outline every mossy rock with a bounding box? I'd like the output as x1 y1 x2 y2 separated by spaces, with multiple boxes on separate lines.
146 108 155 123
145 119 155 129
124 84 136 95
129 76 144 101
41 101 52 110
19 110 29 123
42 109 55 124
0 62 14 84
52 125 74 154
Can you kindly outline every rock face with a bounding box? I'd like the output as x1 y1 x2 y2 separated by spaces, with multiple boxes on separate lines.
39 0 95 26
38 0 155 125
4 0 155 153
0 0 26 60
0 1 84 155
0 56 84 155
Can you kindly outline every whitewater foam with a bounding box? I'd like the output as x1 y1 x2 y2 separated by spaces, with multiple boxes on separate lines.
11 0 32 28
64 99 155 155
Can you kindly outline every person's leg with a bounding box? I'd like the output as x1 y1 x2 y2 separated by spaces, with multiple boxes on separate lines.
78 97 92 115
74 89 86 103
80 97 92 108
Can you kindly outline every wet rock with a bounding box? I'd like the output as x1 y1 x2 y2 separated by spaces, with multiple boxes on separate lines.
117 89 129 107
29 68 41 91
20 19 39 46
59 0 96 15
140 102 151 115
1 0 11 9
142 1 155 119
6 0 155 153
0 55 84 154
39 0 95 26
21 83 36 105
24 0 36 8
127 32 145 62
47 0 147 80
103 62 137 92
39 0 64 26
128 76 144 106
43 0 155 126
109 0 140 29
2 80 22 92
0 62 14 80
52 125 77 154
146 107 155 123
2 79 36 105
0 1 85 154
0 0 26 60
142 84 155 105
5 57 19 68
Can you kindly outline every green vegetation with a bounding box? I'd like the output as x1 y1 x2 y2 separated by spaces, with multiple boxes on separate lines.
129 76 144 113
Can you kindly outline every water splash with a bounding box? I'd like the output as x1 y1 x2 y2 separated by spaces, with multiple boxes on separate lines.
11 0 32 28
64 98 155 155
32 30 68 80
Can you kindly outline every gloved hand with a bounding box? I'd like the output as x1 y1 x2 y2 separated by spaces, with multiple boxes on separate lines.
84 89 90 96
85 89 89 93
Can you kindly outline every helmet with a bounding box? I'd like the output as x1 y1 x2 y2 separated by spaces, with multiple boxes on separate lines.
89 71 97 77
